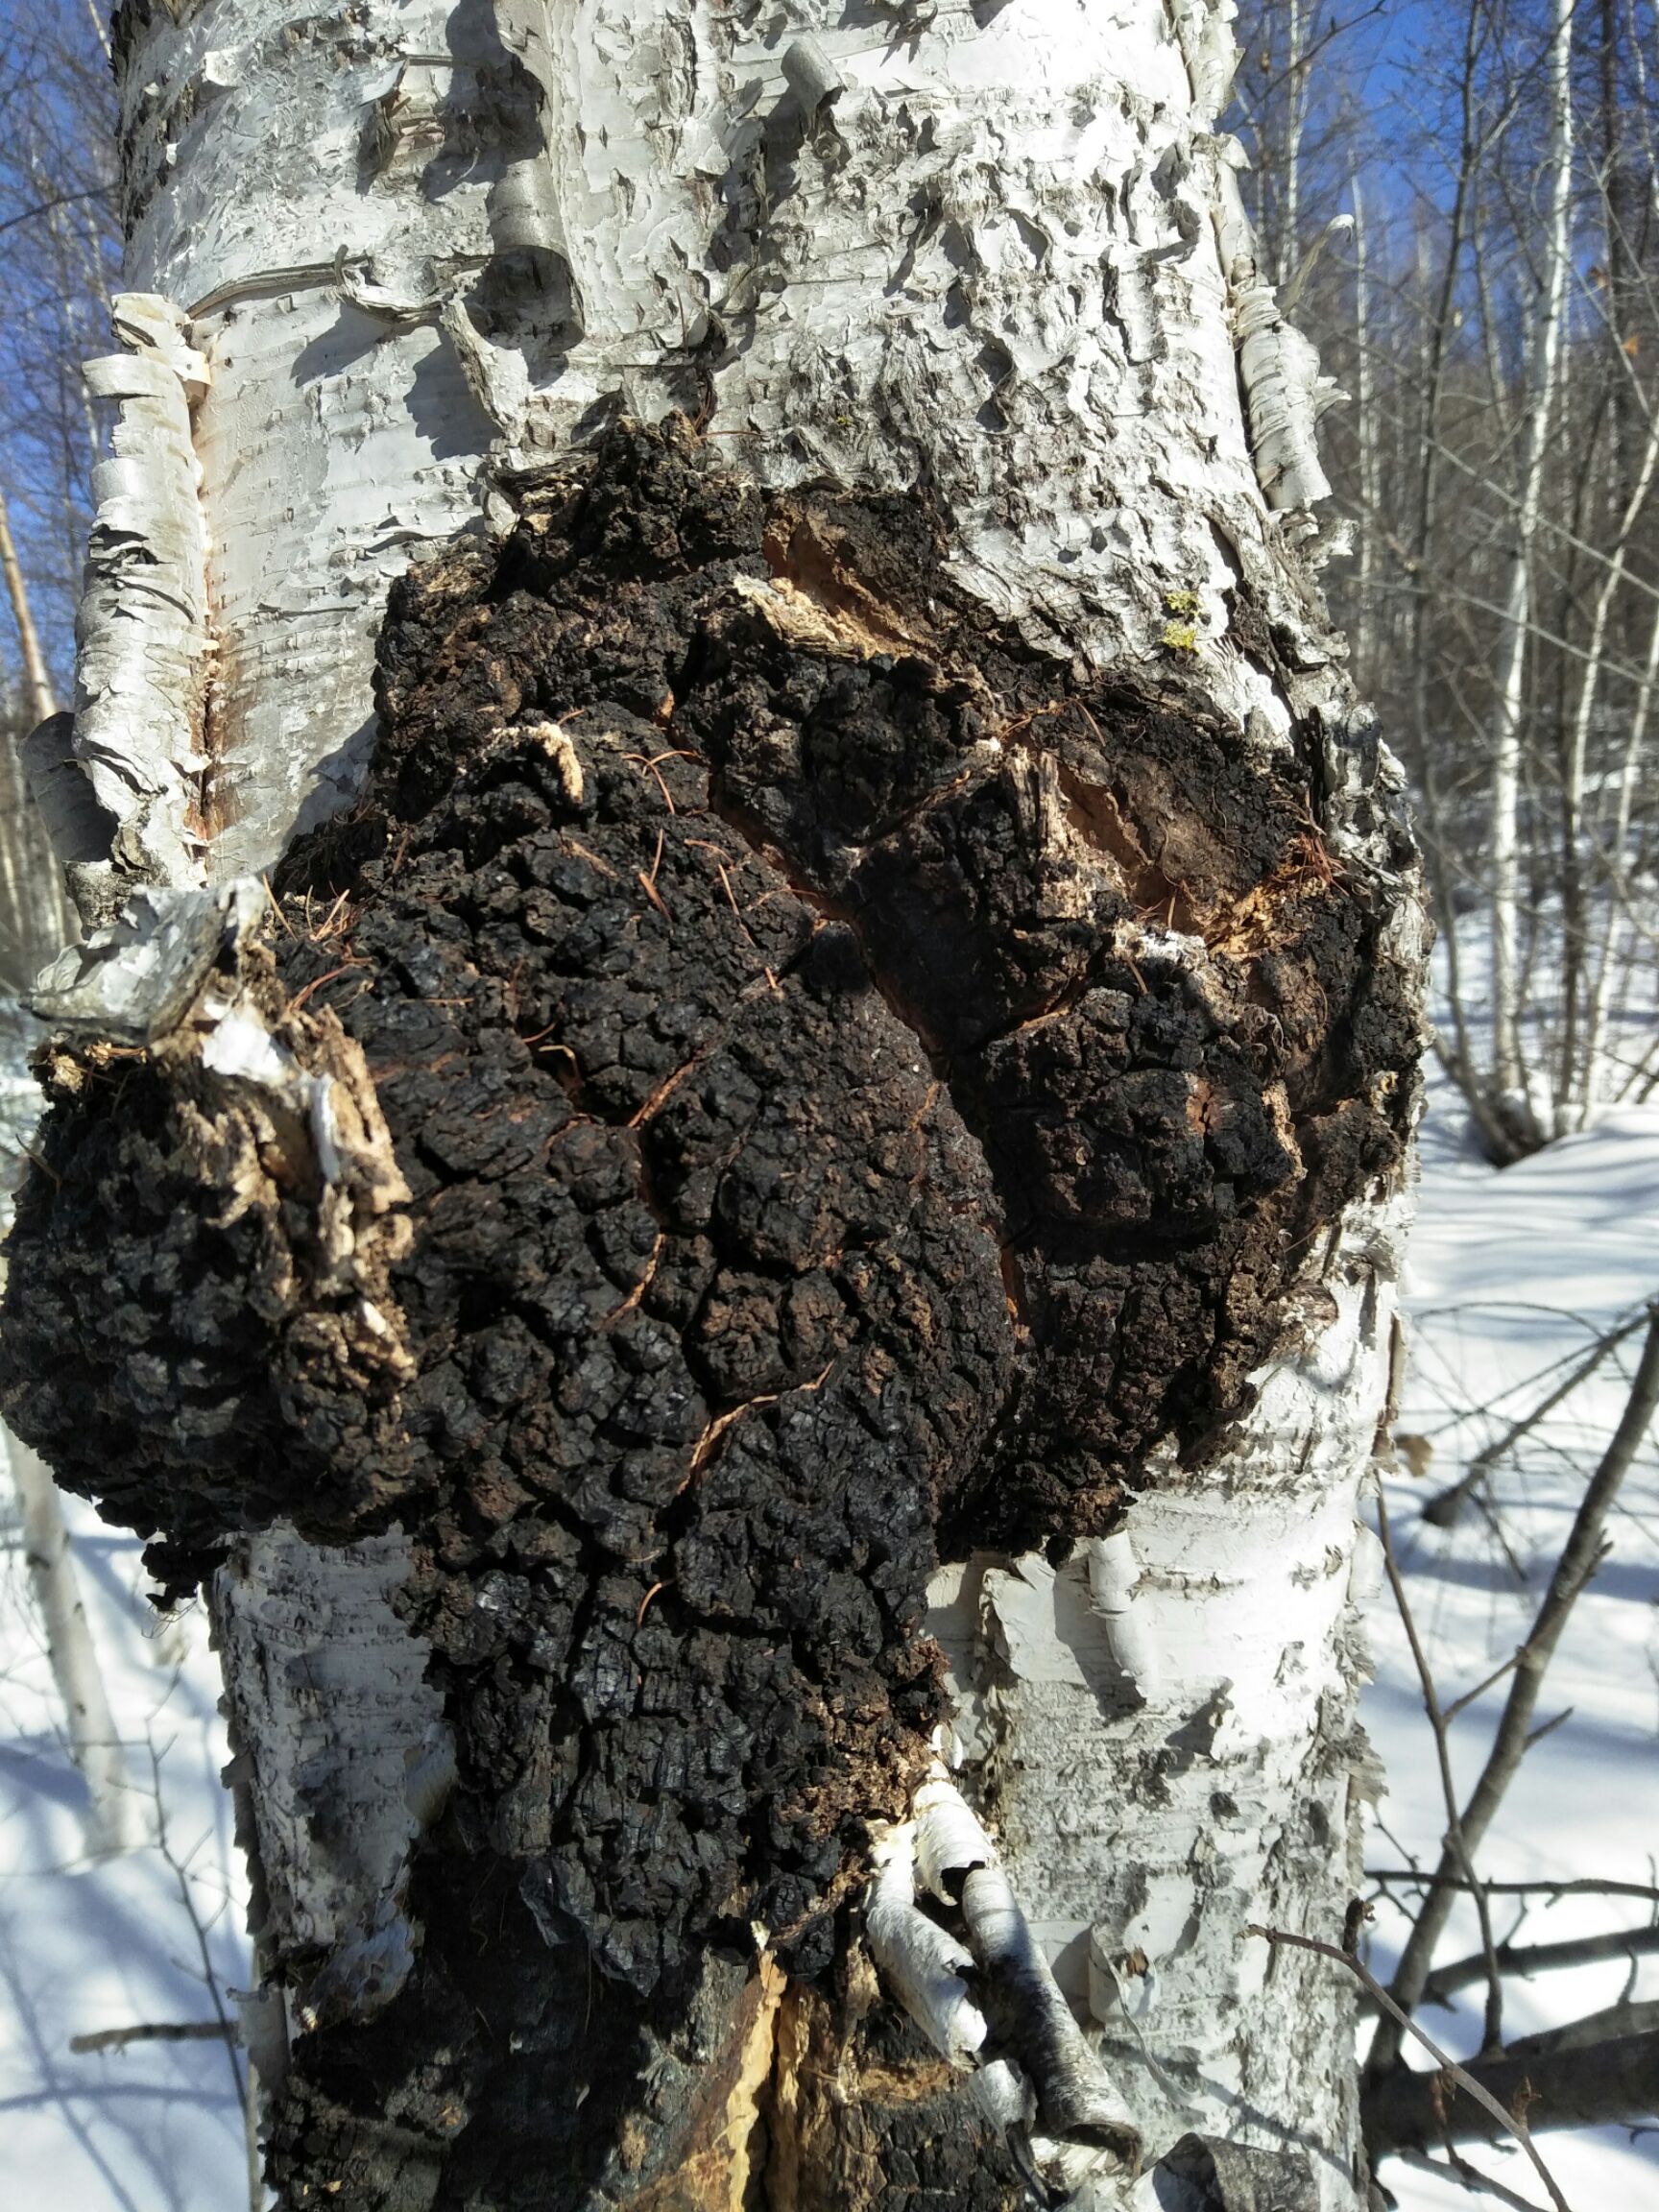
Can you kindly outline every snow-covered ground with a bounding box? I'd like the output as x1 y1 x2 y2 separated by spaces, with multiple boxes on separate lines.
1367 1081 1659 2210
0 1071 1653 2209
0 1488 252 2211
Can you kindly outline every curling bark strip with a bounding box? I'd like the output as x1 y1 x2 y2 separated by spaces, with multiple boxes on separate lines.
68 294 212 917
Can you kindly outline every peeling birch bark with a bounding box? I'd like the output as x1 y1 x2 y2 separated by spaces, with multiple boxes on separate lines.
865 1822 990 2072
869 1772 1144 2198
2 4 1427 2208
70 293 212 918
915 1767 1142 2184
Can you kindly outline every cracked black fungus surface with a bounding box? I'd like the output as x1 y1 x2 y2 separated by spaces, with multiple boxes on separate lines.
0 421 1419 2206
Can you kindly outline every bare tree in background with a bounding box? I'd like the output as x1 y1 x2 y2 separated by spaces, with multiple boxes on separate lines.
1238 0 1659 1162
0 0 109 977
1231 4 1659 2201
0 1 118 707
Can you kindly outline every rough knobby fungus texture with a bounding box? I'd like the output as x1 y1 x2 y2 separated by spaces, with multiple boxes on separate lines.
0 423 1417 2208
3 945 413 1571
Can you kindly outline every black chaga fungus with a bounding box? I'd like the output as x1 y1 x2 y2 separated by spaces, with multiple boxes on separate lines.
0 418 1418 2207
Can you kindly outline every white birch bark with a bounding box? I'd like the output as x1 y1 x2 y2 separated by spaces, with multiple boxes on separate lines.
37 2 1421 2202
1349 173 1378 683
66 0 1345 926
0 541 76 983
1487 0 1574 1141
926 1202 1404 2207
0 473 77 971
1276 0 1309 291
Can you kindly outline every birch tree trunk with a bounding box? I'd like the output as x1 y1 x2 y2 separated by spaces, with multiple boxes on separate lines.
0 5 1424 2209
1487 0 1574 1153
0 467 76 971
0 480 59 733
2 1426 145 1856
1555 383 1659 1132
1348 172 1378 687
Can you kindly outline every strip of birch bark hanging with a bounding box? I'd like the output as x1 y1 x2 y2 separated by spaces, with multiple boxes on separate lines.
1213 158 1337 517
870 1767 1143 2177
69 291 212 916
865 1823 991 2071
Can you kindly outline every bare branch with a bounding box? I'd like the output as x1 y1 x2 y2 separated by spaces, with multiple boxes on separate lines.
0 186 111 240
1368 1872 1659 1905
1505 1997 1659 2058
1421 1305 1650 1530
70 2020 235 2055
1376 1489 1507 2050
1423 1927 1659 2008
1395 2145 1555 2212
1247 1925 1573 2212
1444 1650 1521 1723
145 1736 248 2123
1367 2024 1659 2154
1371 1305 1659 2074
